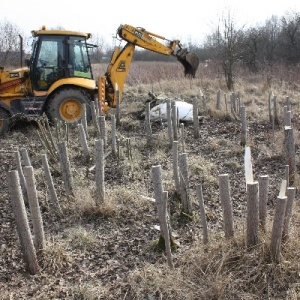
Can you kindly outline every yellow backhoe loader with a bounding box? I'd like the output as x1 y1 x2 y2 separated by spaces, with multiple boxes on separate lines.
0 24 199 135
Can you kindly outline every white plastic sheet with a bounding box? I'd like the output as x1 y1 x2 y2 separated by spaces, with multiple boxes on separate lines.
150 101 194 122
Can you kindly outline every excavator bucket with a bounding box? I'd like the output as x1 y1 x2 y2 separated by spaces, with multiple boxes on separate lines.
176 49 199 78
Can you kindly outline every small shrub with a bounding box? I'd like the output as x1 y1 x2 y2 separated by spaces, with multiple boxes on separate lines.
66 226 98 251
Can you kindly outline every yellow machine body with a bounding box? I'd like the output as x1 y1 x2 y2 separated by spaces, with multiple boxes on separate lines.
0 24 199 135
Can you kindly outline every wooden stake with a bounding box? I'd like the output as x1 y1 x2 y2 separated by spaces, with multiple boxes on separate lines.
7 170 39 274
218 174 234 239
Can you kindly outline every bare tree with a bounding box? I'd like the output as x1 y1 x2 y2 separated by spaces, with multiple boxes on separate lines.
89 33 106 63
210 10 244 91
260 16 281 66
0 19 24 67
240 28 262 72
279 11 300 64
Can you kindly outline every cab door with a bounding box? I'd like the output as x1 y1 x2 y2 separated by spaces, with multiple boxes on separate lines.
30 35 66 91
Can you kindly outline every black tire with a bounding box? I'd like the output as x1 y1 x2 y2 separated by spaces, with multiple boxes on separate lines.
0 107 10 136
46 88 92 125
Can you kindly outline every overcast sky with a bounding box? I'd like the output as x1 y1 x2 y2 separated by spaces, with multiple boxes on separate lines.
1 0 300 46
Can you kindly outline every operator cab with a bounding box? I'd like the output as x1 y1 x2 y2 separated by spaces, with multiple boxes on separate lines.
29 27 94 91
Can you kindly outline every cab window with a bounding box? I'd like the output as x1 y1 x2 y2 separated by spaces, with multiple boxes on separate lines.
69 36 92 79
32 36 65 90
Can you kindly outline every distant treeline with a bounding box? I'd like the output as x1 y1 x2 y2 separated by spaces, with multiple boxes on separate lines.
89 11 300 74
2 11 300 74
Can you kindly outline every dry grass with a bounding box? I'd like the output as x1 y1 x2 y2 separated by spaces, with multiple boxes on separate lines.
91 61 300 299
41 240 71 274
122 222 300 300
3 61 300 299
92 61 300 123
66 226 99 251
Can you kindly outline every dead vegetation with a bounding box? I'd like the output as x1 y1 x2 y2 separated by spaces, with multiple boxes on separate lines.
1 62 300 299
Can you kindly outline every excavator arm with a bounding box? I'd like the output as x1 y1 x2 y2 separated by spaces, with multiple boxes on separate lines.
117 24 182 56
99 24 199 109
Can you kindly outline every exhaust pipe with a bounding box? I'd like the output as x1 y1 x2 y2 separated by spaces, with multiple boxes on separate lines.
19 35 23 68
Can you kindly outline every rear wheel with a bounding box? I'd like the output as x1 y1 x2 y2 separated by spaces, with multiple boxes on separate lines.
0 108 10 136
46 88 92 125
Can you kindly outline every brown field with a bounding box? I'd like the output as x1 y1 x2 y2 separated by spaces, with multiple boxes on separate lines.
1 61 300 299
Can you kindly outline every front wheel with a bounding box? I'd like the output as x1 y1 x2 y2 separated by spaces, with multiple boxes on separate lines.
46 88 92 125
0 108 10 136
